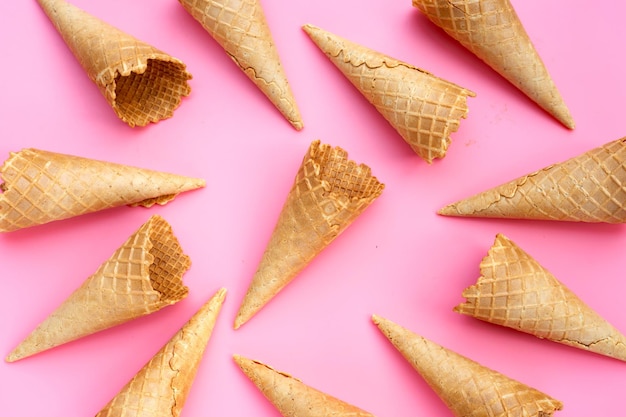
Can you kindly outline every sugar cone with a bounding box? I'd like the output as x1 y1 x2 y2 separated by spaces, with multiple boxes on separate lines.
233 140 384 329
95 288 226 417
412 0 574 129
438 137 626 222
455 234 626 361
177 0 303 130
234 355 376 417
372 315 563 417
6 215 191 362
36 0 191 127
303 24 474 164
0 148 205 232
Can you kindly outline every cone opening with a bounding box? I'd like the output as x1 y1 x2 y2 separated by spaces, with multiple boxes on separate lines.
113 59 191 127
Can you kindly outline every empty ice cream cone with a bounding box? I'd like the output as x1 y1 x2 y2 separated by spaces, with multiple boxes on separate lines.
36 0 192 127
233 140 384 329
95 288 226 417
438 138 626 222
0 148 205 232
234 355 376 417
177 0 303 130
303 24 474 164
6 215 191 362
455 234 626 361
412 0 574 129
372 315 563 417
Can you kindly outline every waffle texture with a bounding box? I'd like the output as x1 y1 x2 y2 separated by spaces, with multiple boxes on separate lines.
234 140 384 329
234 355 376 417
455 234 626 361
6 215 191 362
36 0 192 127
96 288 226 417
177 0 302 130
303 24 474 164
412 0 574 129
0 148 205 232
438 138 626 222
373 315 563 417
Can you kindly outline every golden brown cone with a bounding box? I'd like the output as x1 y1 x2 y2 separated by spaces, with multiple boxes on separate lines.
303 24 474 164
438 138 626 222
36 0 191 127
95 288 226 417
0 148 205 232
455 234 626 361
6 215 191 362
177 0 303 130
234 355 376 417
412 0 574 129
372 315 563 417
233 140 384 329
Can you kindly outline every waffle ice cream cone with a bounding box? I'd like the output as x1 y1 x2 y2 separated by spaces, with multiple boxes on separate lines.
412 0 574 129
372 315 563 417
234 355 376 417
438 138 626 222
177 0 303 130
0 148 205 232
303 24 474 164
6 215 191 362
455 234 626 361
233 140 384 329
96 288 226 417
36 0 192 127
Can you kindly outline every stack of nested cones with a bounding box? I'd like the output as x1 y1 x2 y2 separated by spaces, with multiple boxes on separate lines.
36 0 192 126
303 24 474 164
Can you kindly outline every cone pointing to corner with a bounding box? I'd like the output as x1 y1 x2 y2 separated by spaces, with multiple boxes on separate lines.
95 288 226 417
36 0 192 127
438 138 626 222
234 355 376 417
303 24 474 164
233 140 384 329
372 315 563 417
412 0 574 129
0 148 205 232
177 0 303 130
6 215 191 362
455 234 626 361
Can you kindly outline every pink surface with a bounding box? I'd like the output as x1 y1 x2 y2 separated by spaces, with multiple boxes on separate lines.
2 0 626 415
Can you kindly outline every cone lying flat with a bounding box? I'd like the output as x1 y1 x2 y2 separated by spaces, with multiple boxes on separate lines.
303 24 474 164
36 0 192 127
234 140 384 329
439 138 626 222
6 215 191 362
0 148 205 232
455 234 626 361
412 0 574 129
372 315 563 417
177 0 303 130
234 355 376 417
96 288 226 417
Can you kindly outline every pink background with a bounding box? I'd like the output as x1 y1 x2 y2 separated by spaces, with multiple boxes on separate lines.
2 0 626 415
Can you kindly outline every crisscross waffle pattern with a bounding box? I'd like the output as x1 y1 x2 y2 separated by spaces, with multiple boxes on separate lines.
234 355 376 417
37 0 191 127
234 140 384 328
373 315 563 417
178 0 303 129
303 24 474 164
0 148 205 232
412 0 574 129
6 215 190 362
439 138 626 222
455 234 626 361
